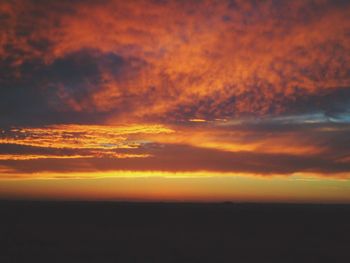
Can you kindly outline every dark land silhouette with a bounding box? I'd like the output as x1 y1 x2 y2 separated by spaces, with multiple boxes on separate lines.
1 200 349 263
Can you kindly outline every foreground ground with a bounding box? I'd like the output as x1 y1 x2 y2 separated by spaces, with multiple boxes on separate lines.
0 201 349 262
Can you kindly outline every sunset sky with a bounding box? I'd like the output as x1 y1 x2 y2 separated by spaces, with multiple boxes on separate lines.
0 0 350 202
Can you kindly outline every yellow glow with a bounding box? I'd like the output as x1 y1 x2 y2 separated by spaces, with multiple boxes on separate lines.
189 119 207 122
0 171 349 203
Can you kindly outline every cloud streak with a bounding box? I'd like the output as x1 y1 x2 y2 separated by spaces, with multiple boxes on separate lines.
0 120 349 177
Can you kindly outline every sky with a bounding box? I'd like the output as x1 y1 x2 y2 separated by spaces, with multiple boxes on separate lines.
0 0 350 202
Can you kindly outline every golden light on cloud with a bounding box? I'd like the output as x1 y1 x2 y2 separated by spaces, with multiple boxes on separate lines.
0 153 150 161
0 124 174 149
189 119 207 123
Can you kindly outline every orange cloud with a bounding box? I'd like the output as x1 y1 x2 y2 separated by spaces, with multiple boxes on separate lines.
0 124 173 149
2 0 349 119
0 124 171 161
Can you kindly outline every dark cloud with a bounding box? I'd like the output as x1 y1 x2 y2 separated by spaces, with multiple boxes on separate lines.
0 143 349 175
0 142 150 160
0 48 148 126
156 86 350 122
